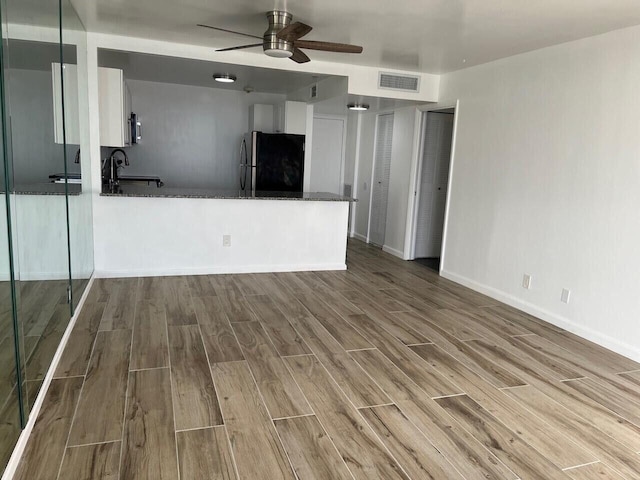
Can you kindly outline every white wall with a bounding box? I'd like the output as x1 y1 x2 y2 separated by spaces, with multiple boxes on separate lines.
438 24 640 361
383 106 419 258
116 80 284 189
93 196 349 276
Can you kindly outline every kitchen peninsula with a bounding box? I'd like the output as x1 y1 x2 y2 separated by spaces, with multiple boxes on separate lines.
93 186 353 277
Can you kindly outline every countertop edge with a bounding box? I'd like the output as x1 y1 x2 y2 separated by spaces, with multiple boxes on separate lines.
100 191 356 202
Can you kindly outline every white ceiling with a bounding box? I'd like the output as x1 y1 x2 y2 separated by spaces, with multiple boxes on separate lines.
72 0 640 73
98 49 330 95
9 0 640 74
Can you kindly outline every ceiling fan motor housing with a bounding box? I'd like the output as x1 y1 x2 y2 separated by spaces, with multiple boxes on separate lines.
264 10 294 58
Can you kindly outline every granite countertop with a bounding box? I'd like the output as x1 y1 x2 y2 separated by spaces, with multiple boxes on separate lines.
101 185 355 202
13 183 82 196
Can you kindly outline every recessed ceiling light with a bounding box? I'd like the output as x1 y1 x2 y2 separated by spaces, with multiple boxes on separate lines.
213 74 237 83
347 103 369 111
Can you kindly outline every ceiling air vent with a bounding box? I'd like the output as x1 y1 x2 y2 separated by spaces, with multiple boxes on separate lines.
378 72 420 92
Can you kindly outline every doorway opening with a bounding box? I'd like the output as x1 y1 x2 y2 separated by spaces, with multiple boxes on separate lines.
411 108 455 272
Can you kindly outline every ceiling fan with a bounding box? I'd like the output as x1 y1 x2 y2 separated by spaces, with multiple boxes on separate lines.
197 10 363 64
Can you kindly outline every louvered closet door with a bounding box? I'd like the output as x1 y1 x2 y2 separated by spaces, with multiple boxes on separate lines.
369 113 394 246
415 112 454 258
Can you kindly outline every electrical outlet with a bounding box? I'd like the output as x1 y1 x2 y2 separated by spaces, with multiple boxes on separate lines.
561 288 571 304
222 235 231 247
522 274 532 290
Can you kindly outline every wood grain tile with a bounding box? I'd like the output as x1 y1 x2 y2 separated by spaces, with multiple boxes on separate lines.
193 296 244 363
212 361 295 480
55 302 106 377
436 394 568 479
25 304 70 381
361 404 463 479
131 300 169 370
296 292 372 350
246 295 311 356
187 274 217 297
59 441 121 480
210 276 256 322
345 313 462 397
565 462 626 480
177 426 237 480
411 343 596 469
68 329 132 445
168 325 222 429
285 355 410 480
163 276 197 325
14 377 84 480
506 385 640 478
121 368 179 480
351 348 517 480
231 321 311 418
99 278 139 331
274 415 353 480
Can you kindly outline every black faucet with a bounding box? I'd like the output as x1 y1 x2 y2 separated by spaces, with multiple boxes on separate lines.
103 148 129 188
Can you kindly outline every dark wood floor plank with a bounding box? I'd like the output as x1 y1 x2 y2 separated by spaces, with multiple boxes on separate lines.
275 415 353 480
351 348 518 480
411 343 597 469
296 292 373 350
55 302 106 378
194 296 244 363
345 313 463 398
285 355 410 480
168 325 222 429
436 394 569 479
68 329 132 445
14 377 84 480
25 304 70 381
99 278 139 331
131 299 169 370
59 441 121 480
163 276 197 326
177 426 238 480
245 295 311 356
212 361 295 480
210 276 256 322
121 368 178 480
361 404 463 479
186 274 217 297
231 321 311 418
507 385 640 478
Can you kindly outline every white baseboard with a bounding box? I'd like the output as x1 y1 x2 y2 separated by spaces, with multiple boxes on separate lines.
352 232 367 243
382 244 405 259
2 275 95 480
441 269 640 363
94 263 347 278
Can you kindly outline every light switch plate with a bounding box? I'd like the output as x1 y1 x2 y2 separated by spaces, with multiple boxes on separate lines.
561 288 571 304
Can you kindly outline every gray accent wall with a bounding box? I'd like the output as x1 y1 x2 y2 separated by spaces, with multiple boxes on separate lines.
113 80 286 189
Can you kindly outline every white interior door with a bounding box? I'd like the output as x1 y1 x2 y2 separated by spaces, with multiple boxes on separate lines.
310 116 345 194
369 113 394 246
415 111 454 258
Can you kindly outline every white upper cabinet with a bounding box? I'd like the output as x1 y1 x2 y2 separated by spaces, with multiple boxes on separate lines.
51 63 80 145
98 67 132 147
273 101 307 134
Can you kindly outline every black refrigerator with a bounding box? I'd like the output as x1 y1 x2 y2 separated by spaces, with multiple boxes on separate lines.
240 131 305 193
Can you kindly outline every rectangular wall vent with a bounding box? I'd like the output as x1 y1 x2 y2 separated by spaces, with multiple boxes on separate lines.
378 72 420 92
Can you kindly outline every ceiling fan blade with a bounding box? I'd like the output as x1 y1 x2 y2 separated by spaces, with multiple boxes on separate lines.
215 43 263 52
290 48 311 64
294 40 362 54
277 22 312 41
197 24 262 40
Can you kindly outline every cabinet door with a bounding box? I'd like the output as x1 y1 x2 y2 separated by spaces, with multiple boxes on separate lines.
98 67 125 147
51 62 80 145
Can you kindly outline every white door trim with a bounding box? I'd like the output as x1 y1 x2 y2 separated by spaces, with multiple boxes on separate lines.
404 101 459 272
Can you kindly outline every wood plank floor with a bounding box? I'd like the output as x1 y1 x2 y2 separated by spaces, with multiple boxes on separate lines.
13 239 640 479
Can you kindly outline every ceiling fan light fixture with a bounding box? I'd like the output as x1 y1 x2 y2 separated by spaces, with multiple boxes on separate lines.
348 103 369 111
264 48 293 58
213 73 237 83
